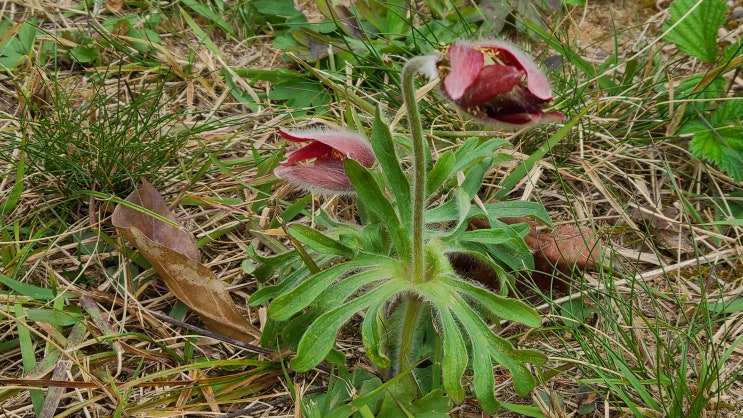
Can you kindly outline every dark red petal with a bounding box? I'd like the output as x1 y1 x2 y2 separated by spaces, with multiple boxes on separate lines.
278 128 376 168
281 141 334 166
274 158 354 195
457 64 524 108
475 40 553 101
443 43 484 101
487 110 565 129
278 128 315 143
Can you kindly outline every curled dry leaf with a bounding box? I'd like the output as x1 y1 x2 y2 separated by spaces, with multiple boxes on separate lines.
112 180 261 343
629 205 695 256
106 0 123 13
526 222 602 291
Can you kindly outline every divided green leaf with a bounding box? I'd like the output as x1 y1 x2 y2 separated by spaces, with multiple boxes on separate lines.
291 278 409 371
288 224 356 257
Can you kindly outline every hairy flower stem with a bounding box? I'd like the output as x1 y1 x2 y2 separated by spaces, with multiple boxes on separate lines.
394 295 425 375
393 56 433 373
402 55 430 285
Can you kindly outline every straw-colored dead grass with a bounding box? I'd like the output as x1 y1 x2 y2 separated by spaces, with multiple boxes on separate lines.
1 0 741 417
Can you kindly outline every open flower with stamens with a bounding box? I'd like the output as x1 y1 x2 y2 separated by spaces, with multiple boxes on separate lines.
274 128 376 196
433 40 565 129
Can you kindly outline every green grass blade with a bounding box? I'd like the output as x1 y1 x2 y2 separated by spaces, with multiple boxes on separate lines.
0 273 72 300
0 146 24 216
180 0 232 34
15 303 44 415
178 6 223 57
495 106 589 200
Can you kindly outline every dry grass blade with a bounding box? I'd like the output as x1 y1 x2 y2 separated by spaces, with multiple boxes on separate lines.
79 295 124 376
39 322 86 418
1 0 742 415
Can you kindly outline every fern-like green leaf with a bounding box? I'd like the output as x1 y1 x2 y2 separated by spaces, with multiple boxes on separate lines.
437 307 468 403
417 280 468 403
442 276 542 327
291 277 409 371
269 260 373 321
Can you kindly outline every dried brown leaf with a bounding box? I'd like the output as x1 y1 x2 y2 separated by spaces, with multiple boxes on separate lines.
629 205 695 255
522 221 600 267
106 0 123 13
112 180 260 343
501 217 600 267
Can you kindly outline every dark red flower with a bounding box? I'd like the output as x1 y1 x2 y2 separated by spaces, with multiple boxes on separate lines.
274 128 375 195
437 40 564 129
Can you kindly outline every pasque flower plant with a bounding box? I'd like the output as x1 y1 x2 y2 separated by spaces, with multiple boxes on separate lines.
260 39 565 414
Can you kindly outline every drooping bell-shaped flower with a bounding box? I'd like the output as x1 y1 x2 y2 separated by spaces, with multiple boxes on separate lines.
274 128 376 195
433 40 565 129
